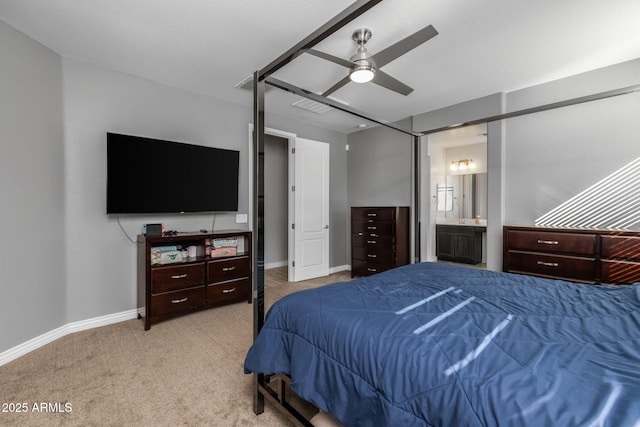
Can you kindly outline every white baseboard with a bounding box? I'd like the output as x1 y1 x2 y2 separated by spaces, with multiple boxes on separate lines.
264 262 350 275
330 264 350 274
1 264 353 367
0 309 138 367
265 260 288 270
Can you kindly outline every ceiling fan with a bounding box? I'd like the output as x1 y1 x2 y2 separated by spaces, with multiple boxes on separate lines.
306 24 438 97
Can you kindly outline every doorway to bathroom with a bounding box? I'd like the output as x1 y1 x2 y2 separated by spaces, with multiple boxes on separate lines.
426 123 488 268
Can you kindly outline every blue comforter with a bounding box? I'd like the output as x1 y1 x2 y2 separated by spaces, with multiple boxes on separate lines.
244 262 640 426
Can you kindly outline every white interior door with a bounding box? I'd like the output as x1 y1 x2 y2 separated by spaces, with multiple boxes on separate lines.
289 138 330 282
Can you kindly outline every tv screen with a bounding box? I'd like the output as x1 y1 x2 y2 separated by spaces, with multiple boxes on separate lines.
106 133 239 214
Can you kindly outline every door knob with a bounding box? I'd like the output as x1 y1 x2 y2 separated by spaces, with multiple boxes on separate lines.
324 225 330 229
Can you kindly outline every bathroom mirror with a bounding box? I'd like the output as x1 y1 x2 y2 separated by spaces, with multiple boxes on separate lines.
437 173 487 219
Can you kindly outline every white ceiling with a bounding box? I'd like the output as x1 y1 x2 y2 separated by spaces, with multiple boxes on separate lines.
2 0 640 134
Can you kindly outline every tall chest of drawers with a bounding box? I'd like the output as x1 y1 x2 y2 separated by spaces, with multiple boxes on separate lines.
503 226 640 285
351 206 410 277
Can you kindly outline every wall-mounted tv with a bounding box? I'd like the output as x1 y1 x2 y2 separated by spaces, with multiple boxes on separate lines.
106 132 239 214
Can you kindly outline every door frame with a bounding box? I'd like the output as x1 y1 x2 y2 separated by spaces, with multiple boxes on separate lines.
247 125 297 281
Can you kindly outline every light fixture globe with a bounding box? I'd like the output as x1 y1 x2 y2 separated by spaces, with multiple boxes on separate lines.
350 63 375 83
349 28 375 83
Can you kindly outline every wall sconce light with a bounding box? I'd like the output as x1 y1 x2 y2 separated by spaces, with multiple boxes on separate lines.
450 159 476 171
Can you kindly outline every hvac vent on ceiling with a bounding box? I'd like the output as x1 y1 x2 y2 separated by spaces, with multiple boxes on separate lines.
291 98 333 114
291 95 349 115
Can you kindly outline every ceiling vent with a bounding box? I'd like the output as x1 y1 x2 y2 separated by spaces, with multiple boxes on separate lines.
234 75 274 93
291 98 333 114
290 95 349 115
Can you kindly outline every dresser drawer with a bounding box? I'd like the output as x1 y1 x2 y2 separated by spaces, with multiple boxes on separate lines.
151 263 206 293
207 256 250 283
352 246 394 266
507 251 597 282
601 235 640 261
352 234 394 250
352 259 393 277
352 220 394 236
601 260 640 285
207 278 250 304
150 286 206 316
351 208 395 222
506 230 597 256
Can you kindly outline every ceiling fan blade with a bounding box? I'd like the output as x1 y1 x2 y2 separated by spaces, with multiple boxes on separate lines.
322 76 351 97
371 70 413 96
305 49 353 68
371 24 438 68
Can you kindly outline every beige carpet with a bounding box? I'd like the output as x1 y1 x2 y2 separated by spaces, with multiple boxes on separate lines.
0 268 352 426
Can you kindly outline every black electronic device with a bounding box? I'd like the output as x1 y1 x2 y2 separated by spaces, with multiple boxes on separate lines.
106 133 239 214
142 223 164 237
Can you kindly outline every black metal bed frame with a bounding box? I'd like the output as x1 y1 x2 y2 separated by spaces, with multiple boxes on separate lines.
250 1 640 425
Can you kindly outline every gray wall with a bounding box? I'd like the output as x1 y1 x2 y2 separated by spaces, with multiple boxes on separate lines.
264 134 288 267
62 59 255 323
347 118 414 206
0 21 66 351
62 59 350 324
1 22 349 355
346 118 414 264
504 91 640 226
503 59 640 228
411 59 640 271
267 116 349 269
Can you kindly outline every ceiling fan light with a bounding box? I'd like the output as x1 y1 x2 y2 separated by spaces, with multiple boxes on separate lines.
350 64 375 83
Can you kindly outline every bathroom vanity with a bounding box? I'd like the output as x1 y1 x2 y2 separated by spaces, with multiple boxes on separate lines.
436 222 486 264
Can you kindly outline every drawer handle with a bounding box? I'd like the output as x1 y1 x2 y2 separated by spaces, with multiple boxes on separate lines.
368 226 377 230
367 213 377 217
222 288 236 294
370 234 379 237
537 239 559 245
367 268 377 272
171 274 188 279
367 240 377 244
367 254 377 258
222 266 236 272
537 261 559 267
171 297 188 304
358 232 364 236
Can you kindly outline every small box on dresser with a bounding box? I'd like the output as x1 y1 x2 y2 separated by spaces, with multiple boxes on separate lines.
138 230 252 330
351 206 410 277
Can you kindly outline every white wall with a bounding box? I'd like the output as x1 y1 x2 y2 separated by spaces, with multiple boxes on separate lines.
0 21 66 352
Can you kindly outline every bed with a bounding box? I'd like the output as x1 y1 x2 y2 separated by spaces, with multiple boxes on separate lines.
244 262 640 426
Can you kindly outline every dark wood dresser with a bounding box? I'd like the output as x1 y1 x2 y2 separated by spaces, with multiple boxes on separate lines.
503 226 640 285
138 230 252 330
351 206 410 277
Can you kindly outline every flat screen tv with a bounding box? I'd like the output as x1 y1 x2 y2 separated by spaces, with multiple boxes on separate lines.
106 132 239 214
